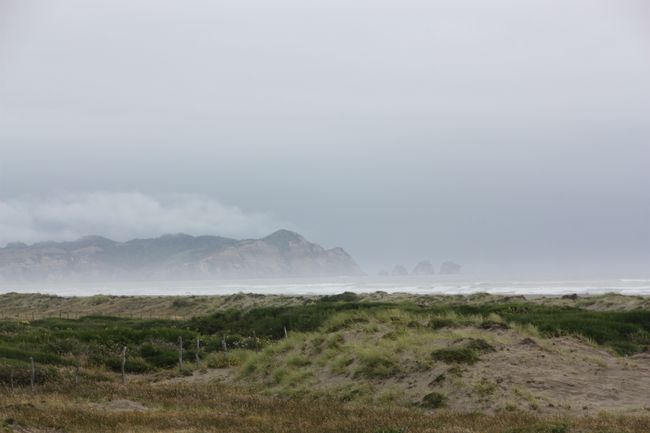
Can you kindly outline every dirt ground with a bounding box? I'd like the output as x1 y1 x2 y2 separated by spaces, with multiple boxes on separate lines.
87 399 149 412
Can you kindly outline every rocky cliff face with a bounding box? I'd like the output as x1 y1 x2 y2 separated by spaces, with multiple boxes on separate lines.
0 230 363 282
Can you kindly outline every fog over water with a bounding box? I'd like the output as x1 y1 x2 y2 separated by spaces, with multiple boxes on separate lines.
1 0 649 282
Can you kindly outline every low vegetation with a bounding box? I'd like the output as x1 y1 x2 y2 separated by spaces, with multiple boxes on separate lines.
421 391 447 408
3 382 650 433
1 292 650 431
2 294 647 377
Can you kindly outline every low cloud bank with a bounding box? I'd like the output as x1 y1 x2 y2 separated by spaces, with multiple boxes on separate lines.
0 192 288 246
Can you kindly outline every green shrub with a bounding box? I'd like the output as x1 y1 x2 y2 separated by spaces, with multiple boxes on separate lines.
421 392 446 408
126 356 151 373
325 333 344 349
205 353 229 369
324 314 371 332
188 301 388 338
320 292 360 303
335 383 374 402
429 318 456 329
454 303 650 355
87 295 112 306
479 320 509 330
354 351 398 379
0 362 60 386
329 354 354 375
0 344 67 365
474 378 497 397
45 338 84 356
240 356 259 377
504 423 569 433
464 338 496 353
431 338 494 365
286 354 311 367
432 373 445 384
172 298 192 308
104 355 151 373
431 347 479 364
140 343 177 369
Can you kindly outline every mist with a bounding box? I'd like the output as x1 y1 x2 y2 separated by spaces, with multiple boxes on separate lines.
0 192 287 245
1 0 649 277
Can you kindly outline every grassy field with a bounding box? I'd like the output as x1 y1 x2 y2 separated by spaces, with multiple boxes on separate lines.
2 291 650 321
2 292 650 432
5 381 650 433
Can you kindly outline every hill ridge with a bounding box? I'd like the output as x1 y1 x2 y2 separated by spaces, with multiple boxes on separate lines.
0 230 363 281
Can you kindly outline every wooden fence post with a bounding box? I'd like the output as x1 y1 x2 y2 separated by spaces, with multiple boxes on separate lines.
10 368 14 392
178 337 184 372
253 331 259 353
30 357 35 392
221 336 228 354
75 354 81 385
195 338 201 364
120 346 128 384
284 326 288 339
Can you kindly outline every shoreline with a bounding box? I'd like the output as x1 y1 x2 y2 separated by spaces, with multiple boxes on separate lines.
1 276 650 297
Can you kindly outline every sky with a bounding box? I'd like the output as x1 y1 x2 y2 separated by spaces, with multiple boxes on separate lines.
0 0 649 276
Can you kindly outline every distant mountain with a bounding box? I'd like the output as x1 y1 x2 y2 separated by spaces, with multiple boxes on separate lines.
0 230 364 282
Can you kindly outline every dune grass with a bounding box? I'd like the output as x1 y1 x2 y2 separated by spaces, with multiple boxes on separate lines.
2 296 650 384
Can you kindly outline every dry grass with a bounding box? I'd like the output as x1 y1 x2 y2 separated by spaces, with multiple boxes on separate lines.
0 292 309 321
2 292 650 322
2 381 650 433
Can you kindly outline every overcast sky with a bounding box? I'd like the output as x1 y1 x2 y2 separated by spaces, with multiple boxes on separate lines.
1 0 649 275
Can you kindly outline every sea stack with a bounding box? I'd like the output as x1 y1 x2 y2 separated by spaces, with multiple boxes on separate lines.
412 260 435 275
391 265 409 276
439 261 461 275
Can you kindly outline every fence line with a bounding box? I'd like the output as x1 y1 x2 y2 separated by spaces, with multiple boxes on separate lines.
0 321 292 390
0 312 192 321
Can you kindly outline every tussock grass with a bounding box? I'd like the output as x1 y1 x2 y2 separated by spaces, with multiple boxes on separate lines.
431 347 479 364
353 349 399 379
421 391 447 408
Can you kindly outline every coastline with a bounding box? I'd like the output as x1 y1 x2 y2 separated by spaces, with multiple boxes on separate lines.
1 275 650 297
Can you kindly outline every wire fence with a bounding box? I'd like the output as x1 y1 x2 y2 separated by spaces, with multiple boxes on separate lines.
0 311 189 321
0 320 289 392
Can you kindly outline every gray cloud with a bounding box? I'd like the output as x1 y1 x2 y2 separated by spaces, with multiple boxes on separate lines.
0 192 289 246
